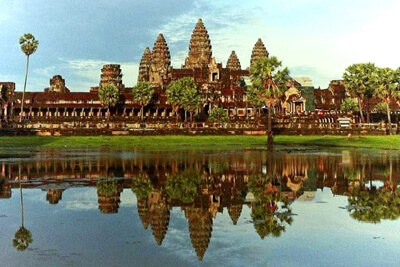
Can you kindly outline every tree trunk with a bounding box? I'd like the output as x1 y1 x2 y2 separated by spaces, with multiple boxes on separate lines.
176 109 179 123
387 102 392 135
141 105 144 121
267 103 273 148
20 55 30 123
366 98 370 123
358 97 365 123
19 168 24 228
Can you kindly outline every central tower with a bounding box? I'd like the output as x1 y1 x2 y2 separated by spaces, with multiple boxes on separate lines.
183 19 212 69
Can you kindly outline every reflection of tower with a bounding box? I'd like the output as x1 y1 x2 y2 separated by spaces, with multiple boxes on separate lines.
46 189 64 205
228 204 243 225
0 181 11 199
97 186 122 214
185 207 213 261
137 198 150 230
148 190 170 245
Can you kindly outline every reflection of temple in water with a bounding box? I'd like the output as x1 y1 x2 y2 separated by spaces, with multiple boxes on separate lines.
1 150 400 260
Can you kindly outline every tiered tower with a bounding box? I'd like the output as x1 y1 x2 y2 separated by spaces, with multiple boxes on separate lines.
228 204 243 225
138 47 152 83
226 51 241 71
0 181 11 199
46 75 69 93
149 34 171 86
97 186 122 214
250 38 269 67
185 207 213 261
147 189 170 245
137 197 150 230
184 19 212 69
46 189 64 205
99 64 124 90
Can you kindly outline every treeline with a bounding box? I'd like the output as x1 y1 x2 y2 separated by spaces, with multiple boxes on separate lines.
341 63 400 132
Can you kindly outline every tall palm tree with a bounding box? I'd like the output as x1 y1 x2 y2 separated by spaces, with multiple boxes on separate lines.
132 82 154 120
250 57 289 147
98 84 120 119
343 63 377 124
374 67 400 134
19 33 39 122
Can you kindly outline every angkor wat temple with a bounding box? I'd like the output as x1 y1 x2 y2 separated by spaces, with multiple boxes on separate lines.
0 19 397 134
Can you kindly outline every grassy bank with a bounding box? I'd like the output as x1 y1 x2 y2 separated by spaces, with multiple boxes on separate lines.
0 135 399 150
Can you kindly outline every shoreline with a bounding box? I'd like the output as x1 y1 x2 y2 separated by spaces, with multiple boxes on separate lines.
0 135 399 150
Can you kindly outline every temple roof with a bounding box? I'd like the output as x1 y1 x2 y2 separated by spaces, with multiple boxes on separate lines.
184 18 212 69
250 38 269 67
226 51 241 71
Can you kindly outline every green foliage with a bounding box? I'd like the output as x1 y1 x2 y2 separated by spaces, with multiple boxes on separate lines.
98 84 120 108
374 67 400 103
247 86 265 107
250 56 290 106
166 171 202 203
132 82 154 107
182 88 202 115
13 227 33 251
348 183 400 223
97 179 118 197
19 33 39 56
340 98 359 112
374 102 388 114
131 174 154 199
208 107 228 123
248 175 293 239
166 77 198 109
343 63 378 98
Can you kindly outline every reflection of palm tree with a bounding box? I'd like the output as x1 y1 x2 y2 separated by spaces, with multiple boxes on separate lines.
347 182 400 223
166 171 202 203
13 174 33 251
131 173 153 199
248 175 293 239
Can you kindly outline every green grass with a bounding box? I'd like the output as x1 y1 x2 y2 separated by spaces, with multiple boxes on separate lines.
0 135 399 150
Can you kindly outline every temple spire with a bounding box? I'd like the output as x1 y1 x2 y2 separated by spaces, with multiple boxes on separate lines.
184 18 212 69
138 47 152 82
149 33 171 85
226 51 241 71
250 38 269 67
185 207 213 261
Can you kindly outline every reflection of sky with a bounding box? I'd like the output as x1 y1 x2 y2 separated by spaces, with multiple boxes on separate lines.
1 187 400 266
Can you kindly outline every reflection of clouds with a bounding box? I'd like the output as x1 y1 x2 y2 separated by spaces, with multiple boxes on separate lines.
120 189 137 207
62 188 98 210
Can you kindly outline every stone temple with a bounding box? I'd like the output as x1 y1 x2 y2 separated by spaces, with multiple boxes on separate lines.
2 18 391 134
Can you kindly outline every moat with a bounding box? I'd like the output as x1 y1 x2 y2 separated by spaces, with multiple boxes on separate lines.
1 147 400 266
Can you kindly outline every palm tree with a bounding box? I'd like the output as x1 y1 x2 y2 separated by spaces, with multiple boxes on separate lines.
374 67 400 134
19 33 39 122
166 77 198 123
182 88 202 122
132 82 154 120
98 84 120 119
250 57 289 147
343 63 377 124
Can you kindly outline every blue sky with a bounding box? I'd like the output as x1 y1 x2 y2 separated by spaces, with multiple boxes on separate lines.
1 0 400 92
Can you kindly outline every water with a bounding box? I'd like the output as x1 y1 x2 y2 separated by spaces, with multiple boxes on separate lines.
1 147 400 266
